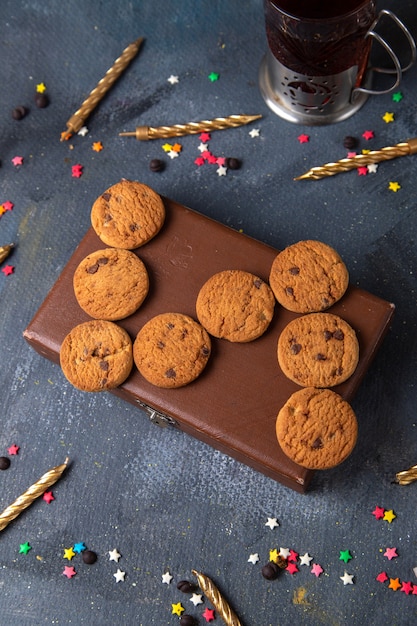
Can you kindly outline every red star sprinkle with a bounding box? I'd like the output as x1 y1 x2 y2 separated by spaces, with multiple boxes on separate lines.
376 571 388 583
362 130 374 140
400 581 414 595
311 563 323 577
297 134 309 144
202 607 215 622
2 201 14 212
7 444 19 455
200 132 211 143
286 562 299 575
2 265 14 276
194 157 205 166
71 164 84 178
412 585 417 595
201 150 212 160
12 156 24 166
62 566 77 579
372 506 385 520
43 491 55 504
357 166 368 176
288 549 299 562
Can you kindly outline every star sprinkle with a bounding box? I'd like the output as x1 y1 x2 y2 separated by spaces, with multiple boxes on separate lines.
357 166 368 176
167 75 179 85
162 143 173 153
248 553 260 564
36 82 47 93
171 143 182 153
340 572 354 585
392 91 403 102
400 581 414 595
269 549 280 563
372 506 385 519
194 156 205 166
362 130 374 140
1 265 14 276
42 491 54 504
265 517 279 530
2 200 14 212
208 72 219 82
162 571 173 584
382 112 394 123
383 509 396 522
171 602 185 616
63 547 76 561
376 571 388 583
19 542 32 555
216 165 227 177
339 550 352 564
367 163 378 174
198 143 209 153
190 593 203 606
388 577 401 591
108 548 121 562
63 566 77 579
113 568 126 582
384 547 398 561
7 444 19 455
299 553 313 566
297 134 309 143
12 156 24 166
71 164 83 178
388 181 401 193
92 141 103 152
279 547 291 559
249 128 260 138
202 607 215 622
200 132 211 143
286 562 299 575
73 542 86 554
311 563 323 577
288 550 299 562
168 150 179 159
78 126 89 136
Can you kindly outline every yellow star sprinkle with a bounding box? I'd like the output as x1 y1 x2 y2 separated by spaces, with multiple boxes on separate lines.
171 602 185 616
383 508 397 522
382 111 395 123
36 82 47 93
162 143 173 152
361 149 370 154
388 182 401 193
269 548 280 563
92 141 103 152
63 547 76 560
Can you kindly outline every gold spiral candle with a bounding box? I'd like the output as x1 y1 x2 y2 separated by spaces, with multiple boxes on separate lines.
192 569 242 626
119 114 262 140
295 137 417 180
395 463 417 485
0 243 14 265
0 458 69 531
61 37 144 140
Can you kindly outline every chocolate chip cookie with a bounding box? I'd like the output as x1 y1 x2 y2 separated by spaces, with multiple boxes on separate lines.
276 387 358 469
195 269 275 342
277 312 359 387
269 240 349 313
133 313 211 388
91 179 165 249
60 320 133 392
73 248 149 321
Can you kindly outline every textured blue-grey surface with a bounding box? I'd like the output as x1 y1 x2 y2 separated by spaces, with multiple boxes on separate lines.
1 1 417 624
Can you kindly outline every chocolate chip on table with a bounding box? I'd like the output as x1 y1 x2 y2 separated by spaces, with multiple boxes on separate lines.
225 157 241 170
35 93 49 108
343 135 358 149
12 106 28 120
261 561 281 580
82 550 97 564
149 158 165 172
0 456 11 470
176 580 197 593
180 615 197 626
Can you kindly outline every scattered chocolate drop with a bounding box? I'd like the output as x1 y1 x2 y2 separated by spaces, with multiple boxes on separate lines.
0 456 11 470
12 106 28 120
225 157 241 170
149 158 165 172
176 579 197 593
343 135 358 149
35 93 49 108
82 550 97 564
180 615 197 626
261 561 281 580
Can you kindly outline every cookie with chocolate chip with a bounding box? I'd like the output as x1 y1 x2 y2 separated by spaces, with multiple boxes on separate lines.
91 179 165 249
277 312 359 388
133 313 211 388
73 248 149 321
269 240 349 313
196 269 275 342
60 320 133 392
276 387 358 469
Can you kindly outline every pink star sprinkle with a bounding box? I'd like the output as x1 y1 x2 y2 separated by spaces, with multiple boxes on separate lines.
43 491 55 504
372 506 385 520
1 265 14 276
216 157 226 166
202 607 215 622
71 164 83 178
311 563 324 577
200 132 211 143
2 201 14 212
347 151 357 158
400 581 414 595
297 134 309 144
376 572 388 583
357 166 368 176
384 547 398 561
7 444 19 455
12 156 24 166
362 130 374 140
286 562 299 575
62 566 77 579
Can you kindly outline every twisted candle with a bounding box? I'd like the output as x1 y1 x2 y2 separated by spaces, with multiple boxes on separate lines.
119 114 262 140
395 463 417 485
192 569 242 626
0 458 69 531
294 137 417 180
0 243 14 265
61 37 144 140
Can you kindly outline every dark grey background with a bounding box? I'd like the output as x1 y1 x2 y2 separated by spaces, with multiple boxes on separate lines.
1 1 416 624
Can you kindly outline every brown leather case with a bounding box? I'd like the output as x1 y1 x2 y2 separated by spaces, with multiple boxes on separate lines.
23 197 395 492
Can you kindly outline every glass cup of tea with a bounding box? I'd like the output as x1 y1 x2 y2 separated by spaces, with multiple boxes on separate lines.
259 0 416 124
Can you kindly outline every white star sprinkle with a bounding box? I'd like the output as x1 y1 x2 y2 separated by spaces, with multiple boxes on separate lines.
162 571 173 584
198 143 209 153
249 128 260 138
190 593 203 606
216 165 227 176
77 126 89 136
340 571 354 585
367 163 378 173
108 548 121 562
167 75 179 85
248 553 260 565
113 568 126 582
279 547 291 559
265 517 279 530
299 552 313 566
168 150 179 159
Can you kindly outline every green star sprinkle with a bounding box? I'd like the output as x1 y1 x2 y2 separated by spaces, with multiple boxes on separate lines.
339 549 352 563
19 542 32 555
392 91 403 102
208 72 219 82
